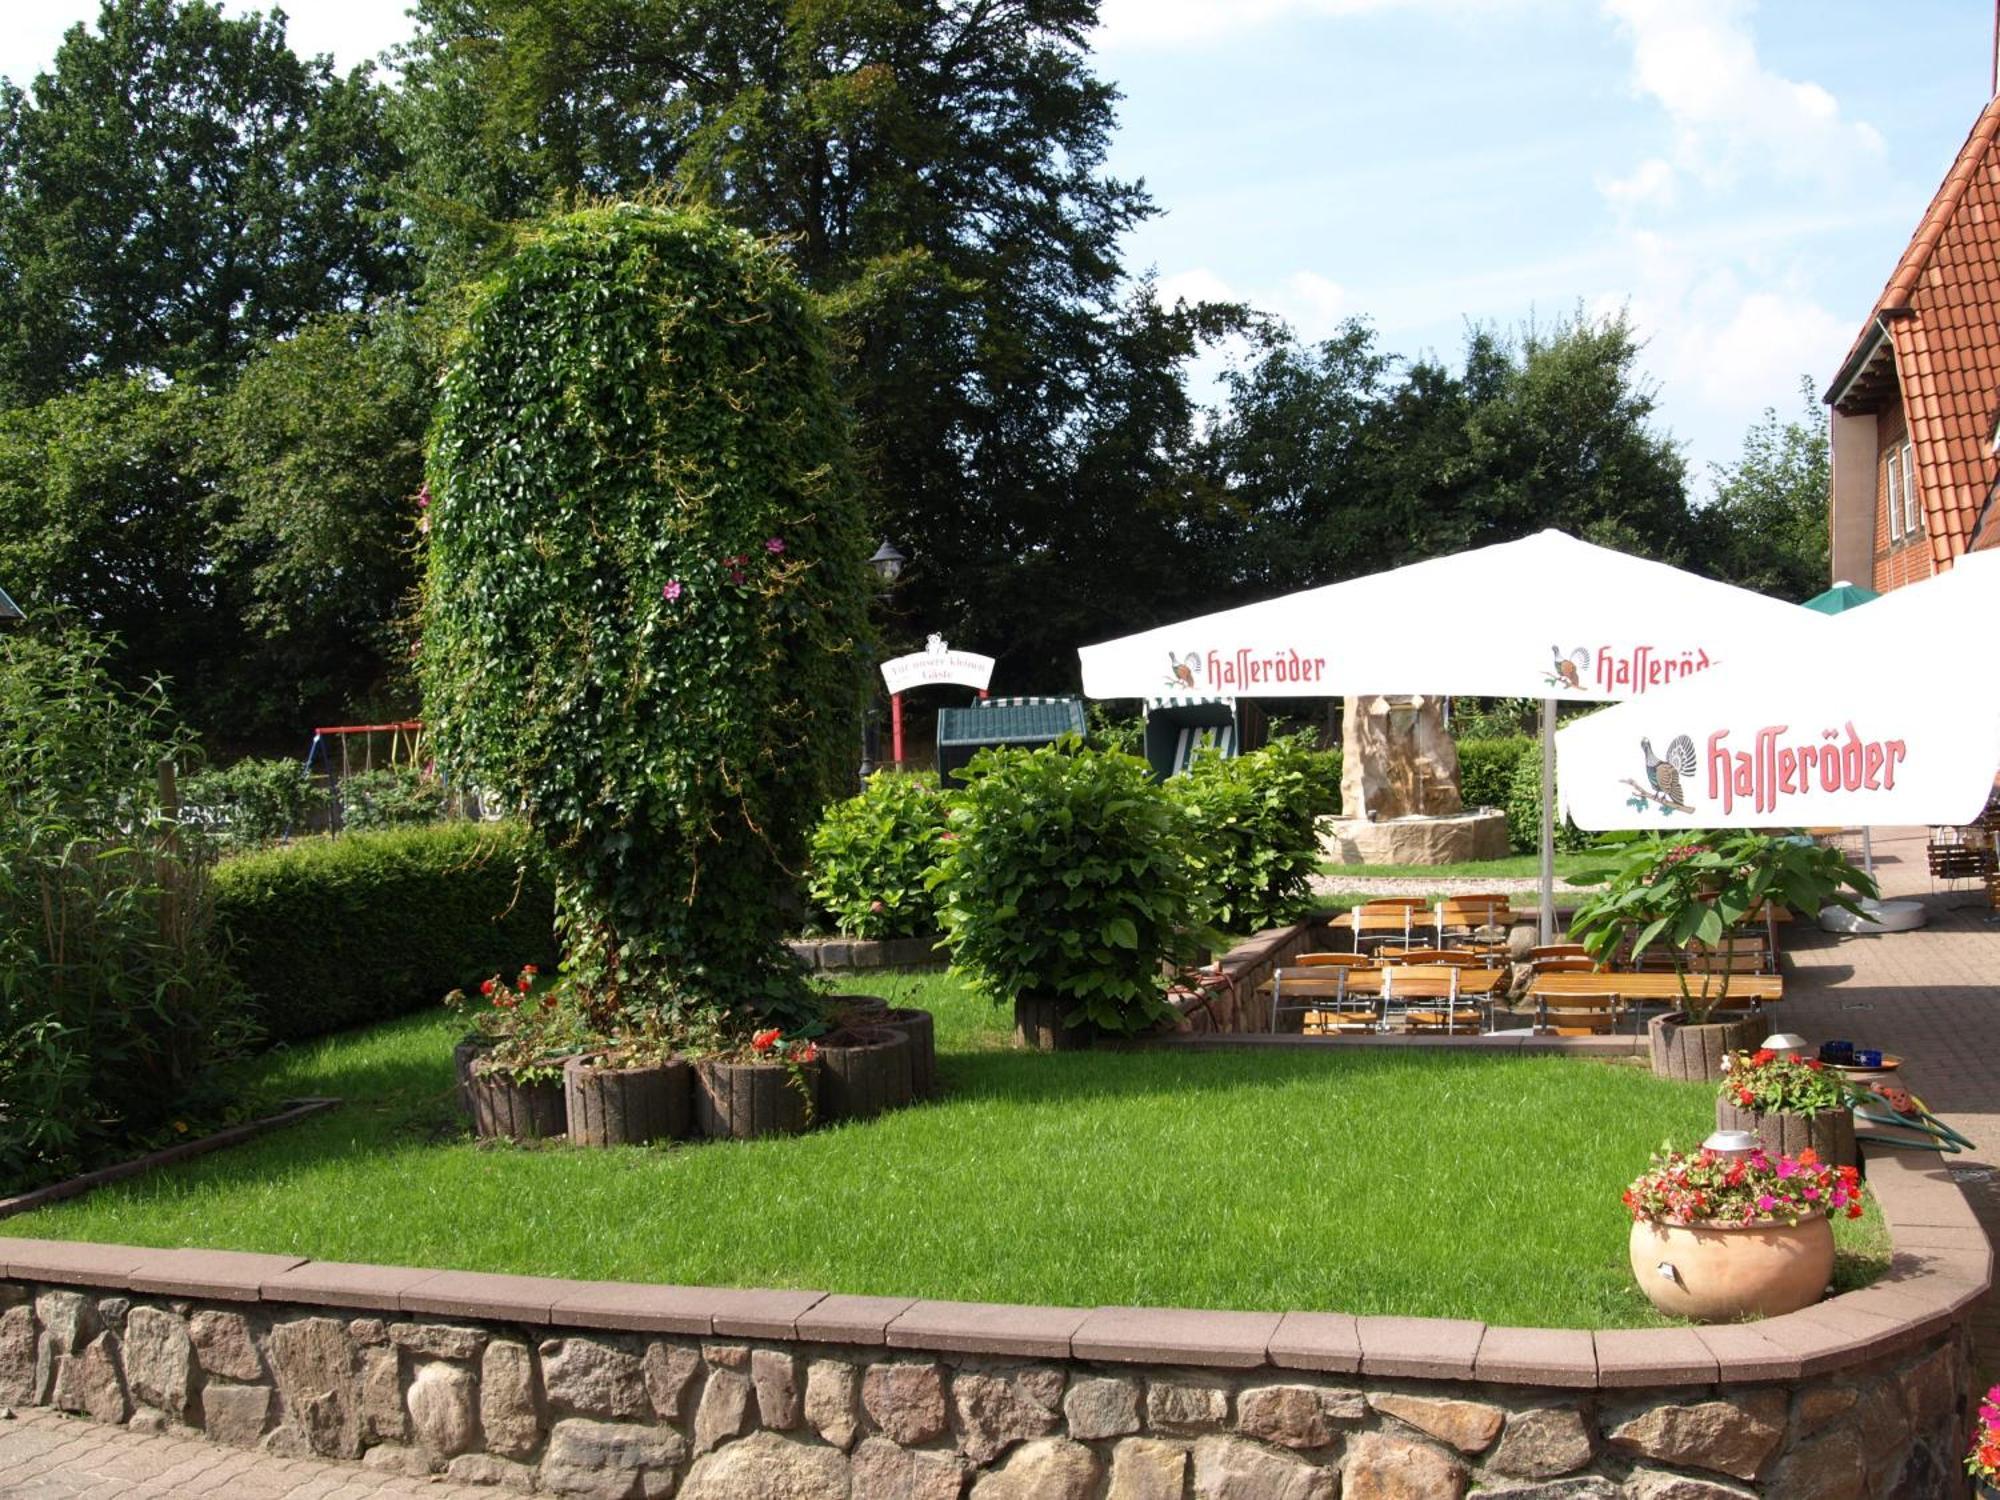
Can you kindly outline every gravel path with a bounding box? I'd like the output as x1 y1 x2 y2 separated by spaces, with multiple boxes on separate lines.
1310 873 1607 899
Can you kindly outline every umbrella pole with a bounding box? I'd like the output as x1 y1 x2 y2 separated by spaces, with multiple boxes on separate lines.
1539 697 1556 946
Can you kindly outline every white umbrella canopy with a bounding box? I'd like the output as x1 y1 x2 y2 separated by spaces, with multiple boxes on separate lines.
1078 529 1822 702
1558 551 2000 832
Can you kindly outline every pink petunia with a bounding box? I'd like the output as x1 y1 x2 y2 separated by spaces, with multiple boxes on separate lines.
662 580 683 601
1756 1194 1776 1212
765 536 785 554
1775 1157 1798 1179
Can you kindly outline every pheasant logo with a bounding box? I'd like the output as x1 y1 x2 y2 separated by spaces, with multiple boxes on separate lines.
1546 646 1589 691
1165 651 1201 690
1624 735 1697 816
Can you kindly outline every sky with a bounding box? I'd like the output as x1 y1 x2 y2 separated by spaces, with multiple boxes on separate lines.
0 0 1987 494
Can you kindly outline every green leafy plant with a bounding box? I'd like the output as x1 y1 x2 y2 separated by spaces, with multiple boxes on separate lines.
422 204 871 1032
338 766 448 831
1455 736 1532 812
0 626 253 1189
1172 738 1339 933
182 756 327 848
1570 830 1874 1022
808 772 947 939
1504 745 1591 855
1722 1049 1852 1119
929 740 1201 1036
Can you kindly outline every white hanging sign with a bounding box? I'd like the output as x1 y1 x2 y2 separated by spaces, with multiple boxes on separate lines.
881 634 995 695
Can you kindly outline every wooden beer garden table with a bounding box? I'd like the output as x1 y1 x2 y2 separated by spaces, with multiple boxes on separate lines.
1525 971 1783 1007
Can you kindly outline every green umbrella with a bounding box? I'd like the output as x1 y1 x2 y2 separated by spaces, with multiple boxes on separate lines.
1803 580 1879 615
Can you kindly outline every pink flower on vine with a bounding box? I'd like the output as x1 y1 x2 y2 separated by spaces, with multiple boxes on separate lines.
765 536 785 554
662 580 683 602
416 483 431 509
730 569 747 585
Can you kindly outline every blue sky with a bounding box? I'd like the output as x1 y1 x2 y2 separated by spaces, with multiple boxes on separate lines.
1 0 1986 491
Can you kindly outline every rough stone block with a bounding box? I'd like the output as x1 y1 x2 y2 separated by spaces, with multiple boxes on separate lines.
1236 1383 1364 1450
407 1359 479 1458
540 1417 686 1500
952 1366 1065 1462
199 1382 273 1447
1760 1428 1866 1500
1605 1392 1786 1482
35 1290 95 1355
359 1344 408 1443
1064 1374 1142 1440
970 1436 1102 1499
268 1315 362 1459
390 1321 486 1361
847 1435 965 1498
0 1303 37 1405
752 1347 801 1429
542 1335 650 1420
1366 1392 1503 1454
680 1431 853 1499
1191 1433 1339 1499
1490 1405 1595 1478
447 1452 538 1490
864 1360 948 1446
693 1365 752 1455
1623 1471 1757 1499
1145 1378 1229 1434
481 1339 544 1459
123 1306 194 1419
188 1308 264 1382
1341 1430 1466 1500
642 1341 700 1422
1107 1436 1189 1500
806 1358 861 1451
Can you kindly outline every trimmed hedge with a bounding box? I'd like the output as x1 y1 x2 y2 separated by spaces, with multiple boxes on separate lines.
214 822 556 1044
1457 736 1533 814
1505 746 1591 855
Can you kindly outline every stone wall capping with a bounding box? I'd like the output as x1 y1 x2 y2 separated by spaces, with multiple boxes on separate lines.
884 1299 1087 1358
126 1248 308 1303
1749 1302 1925 1378
1690 1322 1805 1382
1591 1327 1718 1387
1471 1325 1596 1387
398 1270 562 1324
1827 1281 1962 1344
258 1260 438 1312
1355 1315 1484 1380
2 1237 151 1288
707 1288 832 1340
793 1294 915 1346
548 1281 738 1336
1266 1311 1362 1374
1069 1306 1281 1368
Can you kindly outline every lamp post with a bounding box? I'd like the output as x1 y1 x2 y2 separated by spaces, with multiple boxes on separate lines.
859 541 907 783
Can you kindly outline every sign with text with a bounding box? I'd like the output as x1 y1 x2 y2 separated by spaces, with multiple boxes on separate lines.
882 635 995 695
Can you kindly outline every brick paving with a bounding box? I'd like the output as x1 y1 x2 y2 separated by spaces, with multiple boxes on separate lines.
0 1407 498 1499
1778 825 2000 1371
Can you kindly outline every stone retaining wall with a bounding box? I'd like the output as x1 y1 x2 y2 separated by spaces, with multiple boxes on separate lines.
0 1152 1984 1497
787 934 947 973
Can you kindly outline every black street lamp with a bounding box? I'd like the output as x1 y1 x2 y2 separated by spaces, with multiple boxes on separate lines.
859 541 906 782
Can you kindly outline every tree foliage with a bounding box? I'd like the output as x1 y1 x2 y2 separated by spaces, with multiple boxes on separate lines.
1699 377 1830 602
423 204 870 1026
0 0 404 401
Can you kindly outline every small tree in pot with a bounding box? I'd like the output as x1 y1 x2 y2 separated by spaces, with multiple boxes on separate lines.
1570 830 1873 1081
929 740 1202 1049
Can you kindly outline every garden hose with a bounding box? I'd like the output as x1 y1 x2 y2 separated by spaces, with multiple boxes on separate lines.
1852 1084 1975 1155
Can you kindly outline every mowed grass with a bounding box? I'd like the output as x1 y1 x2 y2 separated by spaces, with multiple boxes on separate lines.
1317 852 1601 883
0 971 1883 1328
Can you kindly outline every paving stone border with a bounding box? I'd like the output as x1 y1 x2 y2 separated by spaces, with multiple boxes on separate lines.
0 1149 1983 1496
786 933 948 972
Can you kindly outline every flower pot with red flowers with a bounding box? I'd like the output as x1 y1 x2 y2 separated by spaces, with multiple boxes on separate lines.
1623 1143 1867 1321
444 964 544 1116
564 1016 691 1147
1965 1384 2000 1495
459 966 595 1141
1571 831 1874 1081
815 1025 913 1121
694 1029 821 1140
1718 1048 1857 1167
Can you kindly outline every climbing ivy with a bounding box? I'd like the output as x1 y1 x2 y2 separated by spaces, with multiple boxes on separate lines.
422 204 871 1028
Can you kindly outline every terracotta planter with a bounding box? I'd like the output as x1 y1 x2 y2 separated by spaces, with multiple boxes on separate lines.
1648 1011 1763 1082
1629 1213 1834 1321
695 1058 820 1140
881 1007 939 1098
1014 993 1094 1052
1716 1098 1857 1168
817 1026 914 1122
466 1061 566 1141
564 1054 691 1146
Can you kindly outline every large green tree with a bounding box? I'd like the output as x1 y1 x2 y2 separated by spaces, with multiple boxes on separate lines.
0 0 404 402
1699 378 1829 602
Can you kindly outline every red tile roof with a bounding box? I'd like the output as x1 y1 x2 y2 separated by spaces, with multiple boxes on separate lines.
1831 96 2000 564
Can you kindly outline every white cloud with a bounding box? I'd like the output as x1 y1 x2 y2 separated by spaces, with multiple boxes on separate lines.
1155 265 1349 342
1601 0 1884 202
1599 156 1678 214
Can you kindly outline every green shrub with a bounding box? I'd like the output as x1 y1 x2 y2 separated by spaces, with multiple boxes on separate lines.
1085 703 1143 756
808 772 947 939
1457 736 1533 813
182 756 327 848
931 741 1199 1035
0 628 252 1188
338 766 448 831
1173 740 1339 933
214 822 557 1044
1505 747 1591 855
423 203 869 1030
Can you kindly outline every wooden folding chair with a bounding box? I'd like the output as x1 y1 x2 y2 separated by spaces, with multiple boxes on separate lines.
1294 952 1373 969
1387 965 1485 1035
1270 962 1379 1034
1535 990 1619 1037
1378 947 1483 967
1349 898 1428 953
1434 893 1514 945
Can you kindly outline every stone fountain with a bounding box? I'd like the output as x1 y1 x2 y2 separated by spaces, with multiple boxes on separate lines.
1320 694 1510 865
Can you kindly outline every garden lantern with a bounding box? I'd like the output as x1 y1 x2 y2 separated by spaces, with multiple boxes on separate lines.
1701 1128 1758 1160
1761 1033 1810 1060
868 539 907 586
859 540 907 780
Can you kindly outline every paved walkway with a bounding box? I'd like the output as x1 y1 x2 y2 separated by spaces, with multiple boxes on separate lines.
0 1407 496 1499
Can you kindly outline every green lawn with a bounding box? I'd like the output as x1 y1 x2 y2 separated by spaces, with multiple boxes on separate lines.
1318 852 1602 883
0 971 1883 1328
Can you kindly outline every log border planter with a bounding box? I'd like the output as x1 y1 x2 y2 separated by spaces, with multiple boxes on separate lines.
563 1053 691 1146
815 1025 913 1122
693 1057 820 1140
465 1061 566 1141
881 1005 938 1098
1014 992 1095 1052
0 1151 1981 1496
1716 1097 1858 1168
1648 1010 1764 1082
452 1034 495 1115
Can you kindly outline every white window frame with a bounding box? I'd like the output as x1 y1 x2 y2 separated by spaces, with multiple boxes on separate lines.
1901 441 1922 536
1886 446 1903 542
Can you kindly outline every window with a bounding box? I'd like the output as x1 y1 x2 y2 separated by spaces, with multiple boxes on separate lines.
1886 447 1903 541
1901 442 1922 536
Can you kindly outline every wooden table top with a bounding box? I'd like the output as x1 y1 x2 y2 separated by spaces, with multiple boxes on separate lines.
1526 970 1782 1002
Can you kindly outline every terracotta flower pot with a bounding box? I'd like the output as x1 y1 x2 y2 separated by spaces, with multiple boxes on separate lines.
1014 993 1094 1052
1715 1098 1857 1168
1647 1011 1763 1082
564 1053 691 1146
466 1060 566 1141
816 1026 914 1121
694 1058 820 1140
1629 1213 1834 1321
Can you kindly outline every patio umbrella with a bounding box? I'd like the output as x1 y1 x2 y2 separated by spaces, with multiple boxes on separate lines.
1078 530 1826 939
1802 580 1879 615
1557 551 2000 833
